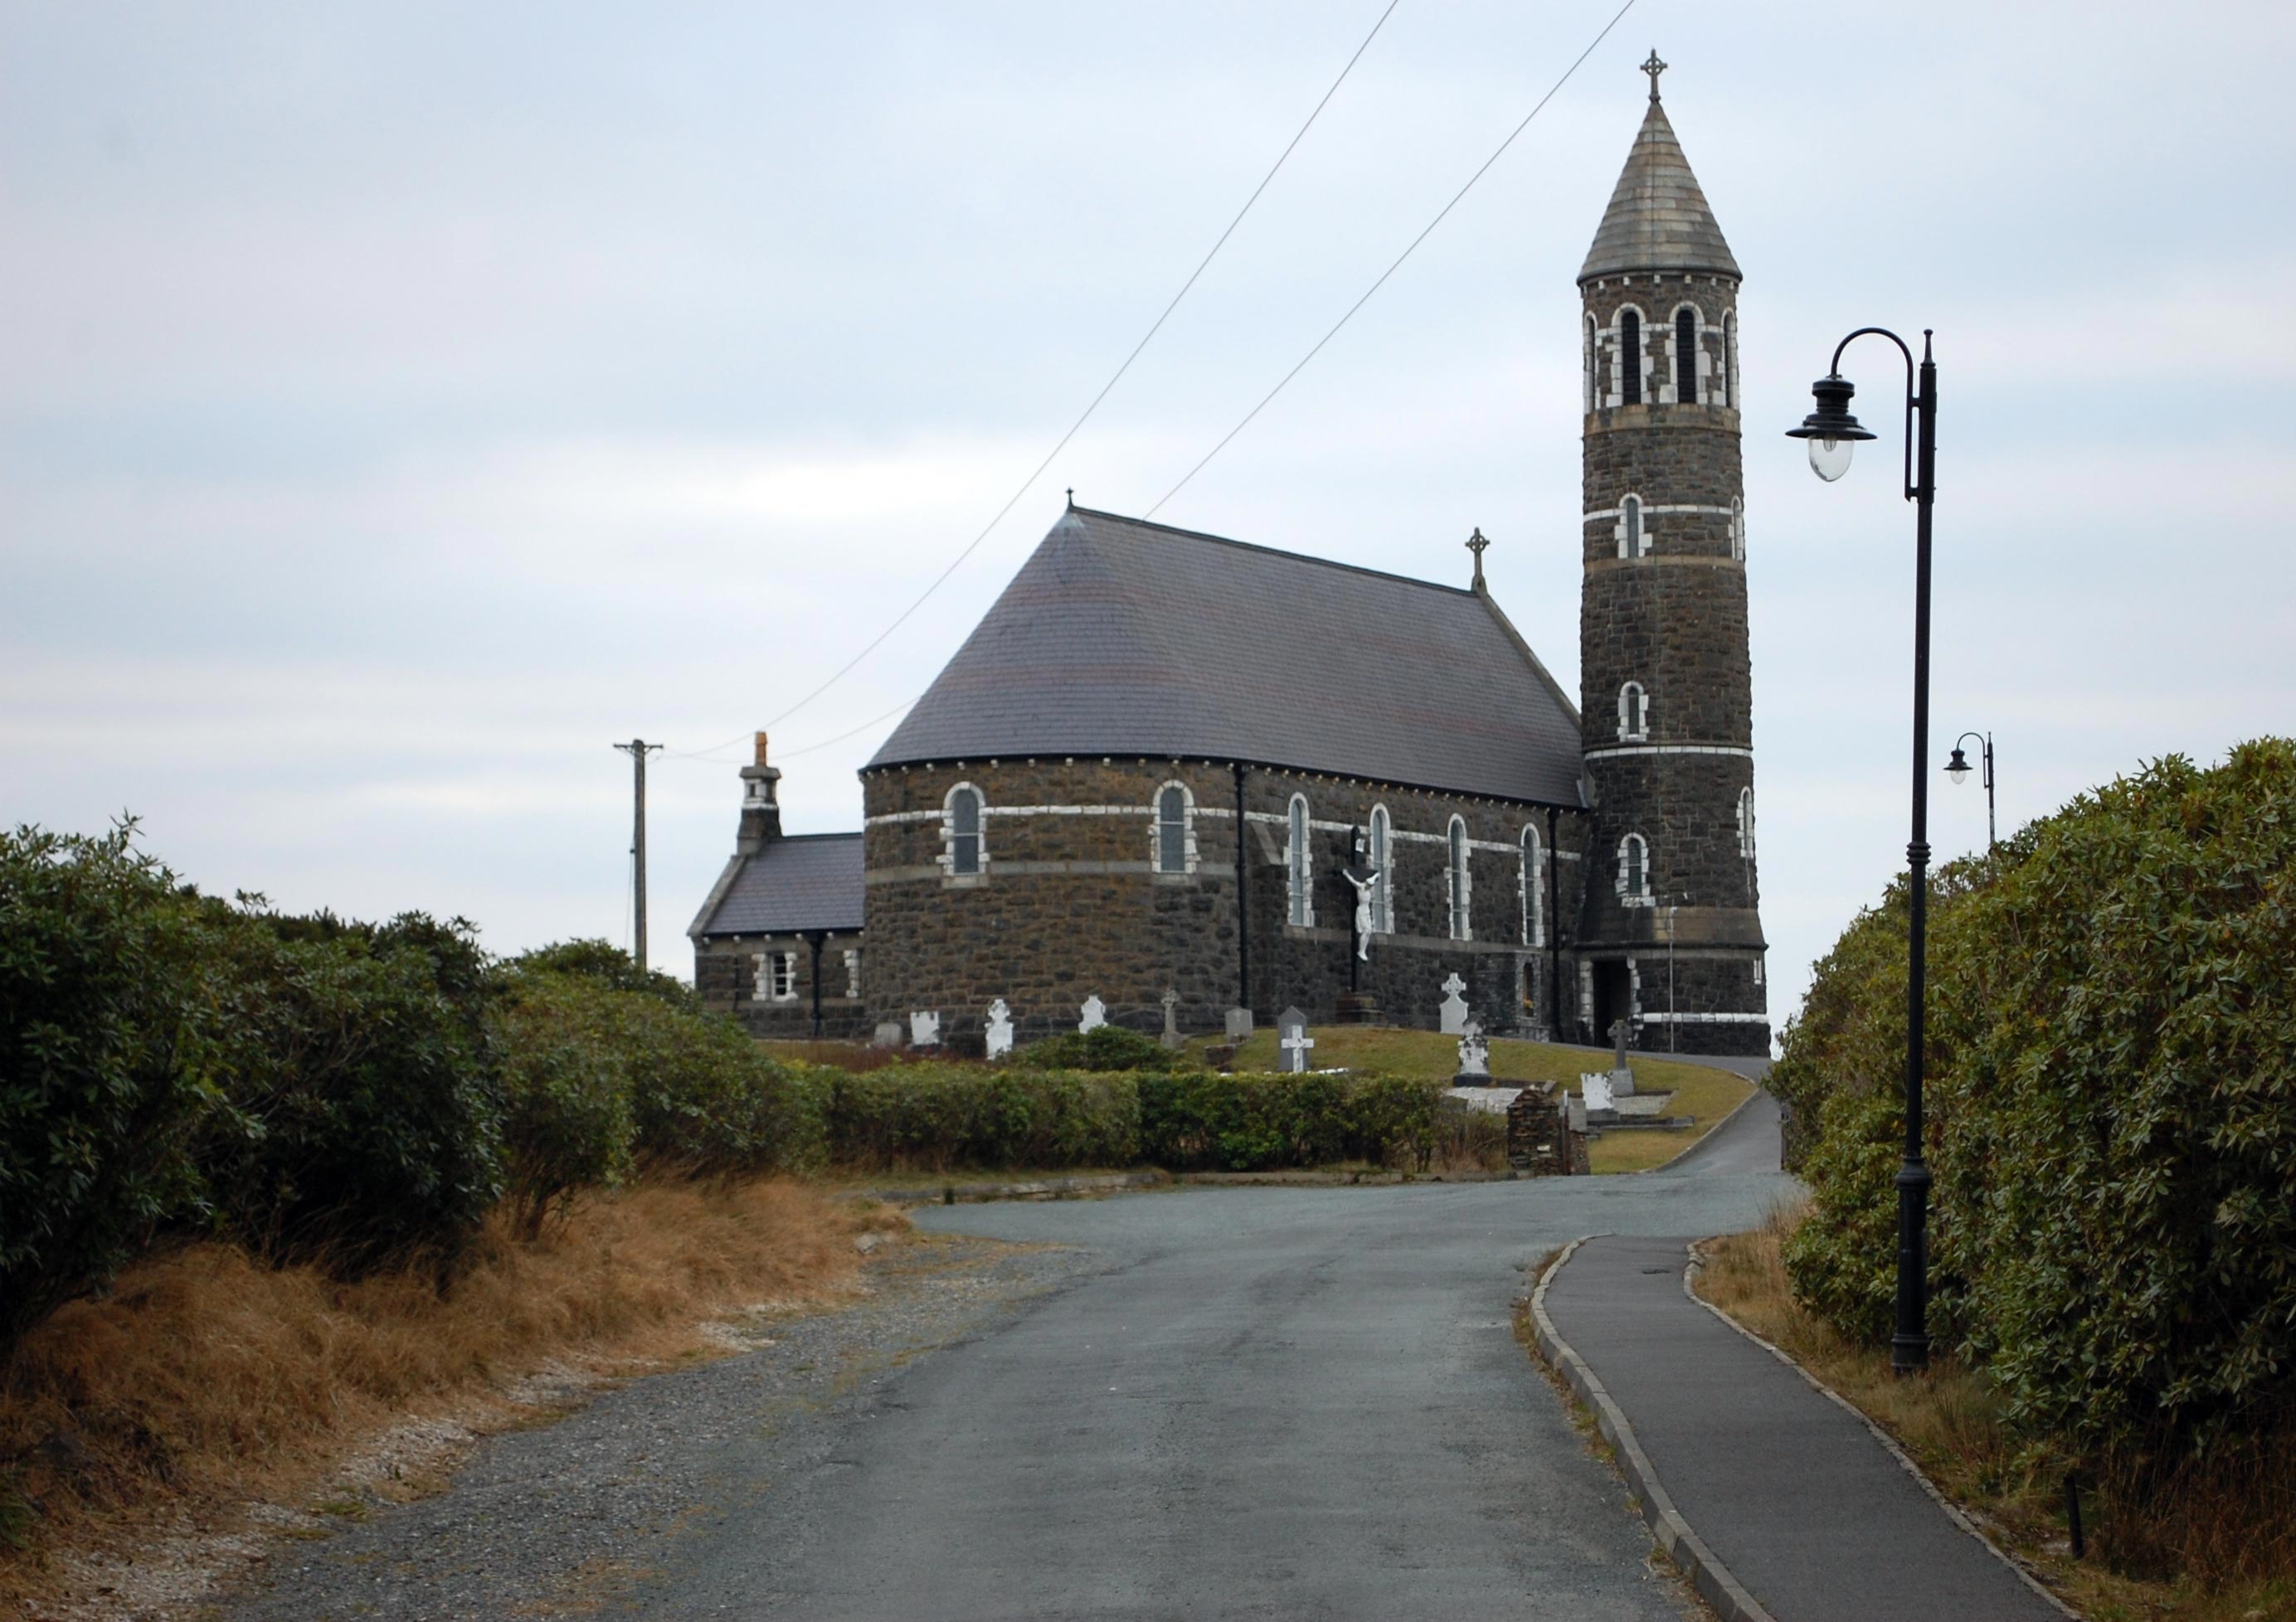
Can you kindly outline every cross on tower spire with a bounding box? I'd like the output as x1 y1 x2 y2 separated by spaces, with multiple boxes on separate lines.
1642 49 1667 103
1465 527 1491 590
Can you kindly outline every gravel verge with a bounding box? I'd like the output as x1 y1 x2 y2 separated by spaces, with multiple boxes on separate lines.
203 1233 1098 1621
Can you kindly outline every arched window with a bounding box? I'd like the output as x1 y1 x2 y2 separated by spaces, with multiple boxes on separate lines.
1618 681 1649 741
1287 794 1313 926
1155 782 1190 874
1583 313 1598 411
1619 309 1643 406
1447 816 1472 941
1618 493 1647 559
945 784 985 876
1368 804 1391 934
1738 787 1757 860
1519 823 1544 947
1675 306 1698 402
1724 312 1739 408
1730 496 1747 561
1617 833 1651 906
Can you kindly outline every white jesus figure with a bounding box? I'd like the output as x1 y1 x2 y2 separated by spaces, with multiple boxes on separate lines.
1340 866 1378 961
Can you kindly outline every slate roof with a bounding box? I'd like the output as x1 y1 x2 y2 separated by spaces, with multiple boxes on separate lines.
1578 95 1739 283
866 507 1585 806
694 832 863 938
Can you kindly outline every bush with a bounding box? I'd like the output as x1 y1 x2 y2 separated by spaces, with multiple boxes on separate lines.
1009 1024 1194 1073
825 1064 1140 1172
488 972 635 1235
597 988 826 1175
196 909 506 1271
1137 1071 1441 1172
0 823 221 1355
1783 740 2296 1472
506 938 702 1014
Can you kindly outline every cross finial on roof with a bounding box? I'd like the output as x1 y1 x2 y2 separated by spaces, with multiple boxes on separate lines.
1466 527 1491 590
1642 49 1666 102
1065 487 1075 508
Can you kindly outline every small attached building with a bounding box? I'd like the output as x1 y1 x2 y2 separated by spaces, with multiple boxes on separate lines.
689 737 868 1039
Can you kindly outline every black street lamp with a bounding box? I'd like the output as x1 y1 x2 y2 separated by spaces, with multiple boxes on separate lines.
1946 731 1997 852
1788 326 1939 1377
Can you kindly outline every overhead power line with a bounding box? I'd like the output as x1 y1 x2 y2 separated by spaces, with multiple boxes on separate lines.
732 0 1404 748
1145 0 1637 517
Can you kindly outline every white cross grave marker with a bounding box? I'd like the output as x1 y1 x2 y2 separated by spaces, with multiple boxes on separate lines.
1281 1027 1316 1074
1438 972 1470 1036
984 998 1014 1061
1078 994 1107 1034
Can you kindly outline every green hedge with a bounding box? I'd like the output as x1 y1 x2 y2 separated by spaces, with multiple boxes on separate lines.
1779 740 2296 1466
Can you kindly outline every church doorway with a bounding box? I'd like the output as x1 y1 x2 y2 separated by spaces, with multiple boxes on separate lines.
1590 961 1634 1050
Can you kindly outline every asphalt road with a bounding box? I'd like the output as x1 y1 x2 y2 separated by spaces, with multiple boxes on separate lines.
640 1095 1794 1620
215 1090 1793 1622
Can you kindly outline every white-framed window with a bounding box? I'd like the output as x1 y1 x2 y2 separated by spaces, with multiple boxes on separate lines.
1615 306 1646 406
943 782 985 877
1617 833 1653 907
1724 311 1739 408
1616 493 1650 559
1753 956 1766 987
1738 786 1758 860
843 947 861 999
1286 794 1314 926
1670 304 1703 404
1368 804 1392 934
1583 313 1598 411
1730 496 1747 561
1519 823 1544 947
1618 681 1650 742
1447 815 1472 942
1154 780 1194 875
756 949 798 1003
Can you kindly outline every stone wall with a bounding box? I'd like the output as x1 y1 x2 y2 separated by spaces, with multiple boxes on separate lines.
695 928 873 1041
860 757 1591 1045
1573 266 1767 1055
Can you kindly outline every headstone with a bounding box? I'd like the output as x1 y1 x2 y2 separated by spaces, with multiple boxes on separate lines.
1277 1006 1314 1074
984 998 1014 1061
1583 1071 1615 1114
1224 1008 1255 1042
909 1009 941 1048
1609 1065 1637 1100
1160 988 1185 1051
1567 1092 1589 1134
873 1020 903 1049
1611 1017 1632 1070
1438 972 1470 1036
1454 1019 1491 1082
1078 993 1107 1034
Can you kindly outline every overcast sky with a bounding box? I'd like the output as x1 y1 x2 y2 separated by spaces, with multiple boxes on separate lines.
7 2 2293 1033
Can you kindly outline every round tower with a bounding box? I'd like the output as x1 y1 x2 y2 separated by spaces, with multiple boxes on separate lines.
1572 57 1768 1056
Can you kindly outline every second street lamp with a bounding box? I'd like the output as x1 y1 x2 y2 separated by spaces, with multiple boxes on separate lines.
1946 731 1997 852
1787 326 1940 1377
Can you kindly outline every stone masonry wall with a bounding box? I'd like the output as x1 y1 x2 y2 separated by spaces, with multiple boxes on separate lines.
696 929 873 1041
861 757 1590 1047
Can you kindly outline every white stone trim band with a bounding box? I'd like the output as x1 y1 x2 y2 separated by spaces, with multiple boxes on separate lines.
1634 1011 1771 1023
1583 744 1754 761
1583 503 1736 522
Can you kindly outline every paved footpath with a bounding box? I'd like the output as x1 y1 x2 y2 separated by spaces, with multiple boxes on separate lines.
1540 1231 2067 1621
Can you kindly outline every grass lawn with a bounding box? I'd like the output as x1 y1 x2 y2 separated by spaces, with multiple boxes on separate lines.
1205 1026 1754 1174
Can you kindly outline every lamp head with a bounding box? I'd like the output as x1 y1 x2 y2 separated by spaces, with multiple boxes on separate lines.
1786 374 1876 482
1945 745 1971 784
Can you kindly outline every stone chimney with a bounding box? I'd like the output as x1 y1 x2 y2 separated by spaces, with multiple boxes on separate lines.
737 731 782 854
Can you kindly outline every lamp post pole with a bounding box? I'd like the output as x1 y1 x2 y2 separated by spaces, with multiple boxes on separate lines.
1948 731 1997 852
1788 327 1939 1376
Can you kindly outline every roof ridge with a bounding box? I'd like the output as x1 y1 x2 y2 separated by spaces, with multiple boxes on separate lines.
1071 506 1477 597
767 831 862 844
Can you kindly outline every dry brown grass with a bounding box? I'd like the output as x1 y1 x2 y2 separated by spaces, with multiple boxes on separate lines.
1697 1203 2296 1622
0 1178 897 1617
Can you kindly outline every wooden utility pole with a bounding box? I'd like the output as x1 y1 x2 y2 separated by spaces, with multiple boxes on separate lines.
614 740 663 968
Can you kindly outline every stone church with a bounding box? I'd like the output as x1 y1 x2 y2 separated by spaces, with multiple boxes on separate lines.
689 72 1770 1057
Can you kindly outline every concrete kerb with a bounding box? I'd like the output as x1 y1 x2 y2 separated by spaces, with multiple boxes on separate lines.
1677 1242 2084 1620
1530 1236 1778 1622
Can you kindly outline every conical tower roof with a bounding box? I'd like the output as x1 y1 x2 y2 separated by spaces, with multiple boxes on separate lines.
1577 90 1739 283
